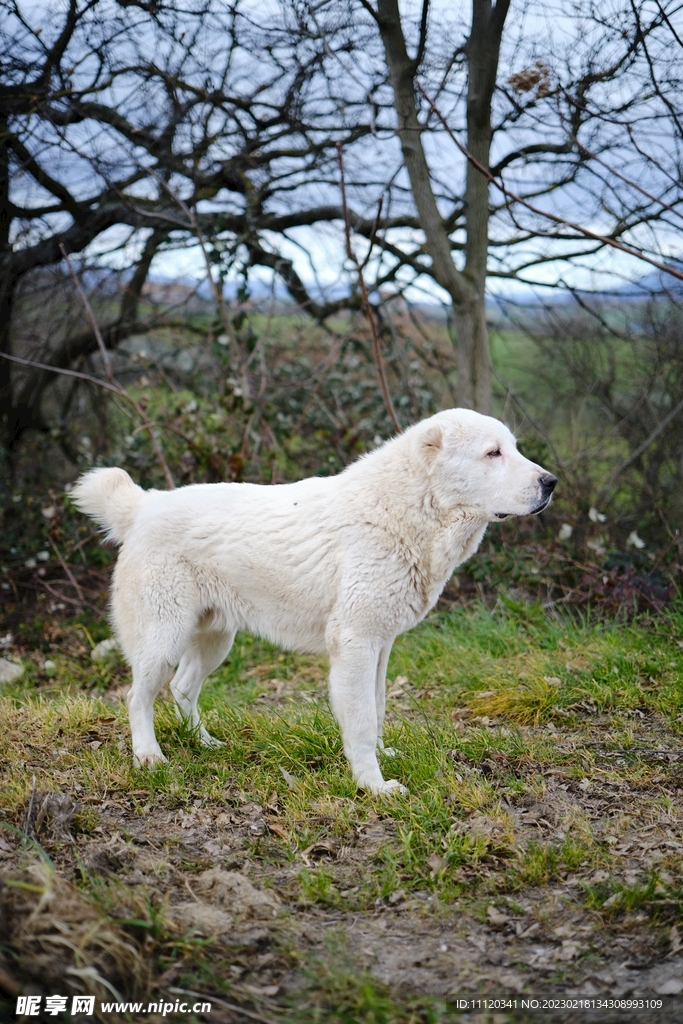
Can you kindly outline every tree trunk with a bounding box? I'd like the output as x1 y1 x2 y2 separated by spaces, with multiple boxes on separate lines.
452 296 491 411
374 0 509 414
459 0 510 413
0 117 16 492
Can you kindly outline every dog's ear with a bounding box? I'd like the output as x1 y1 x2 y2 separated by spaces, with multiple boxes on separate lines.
419 423 443 465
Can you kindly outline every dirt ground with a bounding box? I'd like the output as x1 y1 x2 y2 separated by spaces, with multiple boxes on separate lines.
2 733 683 1024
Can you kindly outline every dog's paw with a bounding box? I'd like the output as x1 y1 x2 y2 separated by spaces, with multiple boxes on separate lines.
380 746 400 757
373 778 408 796
199 728 224 748
133 748 167 767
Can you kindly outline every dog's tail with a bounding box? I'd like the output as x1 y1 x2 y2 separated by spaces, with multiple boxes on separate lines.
72 467 147 545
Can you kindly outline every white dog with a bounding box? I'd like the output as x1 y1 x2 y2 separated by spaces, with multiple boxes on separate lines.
73 409 556 794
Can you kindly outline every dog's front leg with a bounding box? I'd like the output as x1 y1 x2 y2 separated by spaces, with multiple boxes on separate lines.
328 636 406 796
375 642 399 757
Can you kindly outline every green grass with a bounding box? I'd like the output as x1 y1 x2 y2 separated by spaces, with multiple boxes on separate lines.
2 599 683 1019
3 600 683 873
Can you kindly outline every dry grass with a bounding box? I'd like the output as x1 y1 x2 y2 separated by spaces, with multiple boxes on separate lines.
468 675 565 724
1 856 151 1021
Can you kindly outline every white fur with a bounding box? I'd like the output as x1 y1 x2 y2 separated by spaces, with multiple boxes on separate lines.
73 409 555 794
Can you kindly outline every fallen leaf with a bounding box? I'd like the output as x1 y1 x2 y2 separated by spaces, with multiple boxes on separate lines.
203 840 225 858
428 852 445 878
487 905 509 927
279 766 299 790
267 821 288 840
301 839 338 866
241 984 280 998
468 815 504 838
467 933 487 953
655 978 683 995
556 940 581 961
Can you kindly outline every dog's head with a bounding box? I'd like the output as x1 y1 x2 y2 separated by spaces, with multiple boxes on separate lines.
415 409 557 520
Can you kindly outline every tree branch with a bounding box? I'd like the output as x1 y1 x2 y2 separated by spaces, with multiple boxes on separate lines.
420 86 683 285
338 142 401 433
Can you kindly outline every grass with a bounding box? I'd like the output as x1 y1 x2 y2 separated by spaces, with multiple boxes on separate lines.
1 599 683 1021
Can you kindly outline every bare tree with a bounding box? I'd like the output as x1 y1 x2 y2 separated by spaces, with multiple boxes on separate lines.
367 0 509 413
334 0 682 413
3 0 683 484
0 0 409 484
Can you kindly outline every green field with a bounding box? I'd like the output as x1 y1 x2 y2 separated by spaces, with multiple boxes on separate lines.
1 599 682 1022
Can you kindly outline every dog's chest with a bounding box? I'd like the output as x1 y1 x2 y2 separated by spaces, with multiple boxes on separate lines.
441 517 488 570
402 517 487 619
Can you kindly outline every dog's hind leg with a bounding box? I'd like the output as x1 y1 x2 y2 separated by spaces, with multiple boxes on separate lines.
170 628 235 747
117 565 197 767
127 657 176 766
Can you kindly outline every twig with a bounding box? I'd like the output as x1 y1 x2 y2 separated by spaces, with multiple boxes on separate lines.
24 774 37 839
489 365 569 479
0 350 122 393
595 392 683 504
151 174 251 407
61 245 115 380
337 142 401 433
3 275 176 489
0 966 20 998
66 529 100 558
168 987 281 1024
48 536 85 606
561 124 683 226
35 578 88 609
418 85 683 286
0 354 175 490
130 418 205 455
60 246 175 489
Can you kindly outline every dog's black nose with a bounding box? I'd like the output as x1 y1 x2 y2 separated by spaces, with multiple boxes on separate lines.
540 473 558 493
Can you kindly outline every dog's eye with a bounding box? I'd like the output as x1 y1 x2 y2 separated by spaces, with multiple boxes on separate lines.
486 448 502 459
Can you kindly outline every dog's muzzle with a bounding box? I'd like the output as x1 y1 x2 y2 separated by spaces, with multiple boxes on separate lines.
530 473 558 515
496 473 558 519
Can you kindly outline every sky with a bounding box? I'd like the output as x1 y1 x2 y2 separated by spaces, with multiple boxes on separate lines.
8 0 683 305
